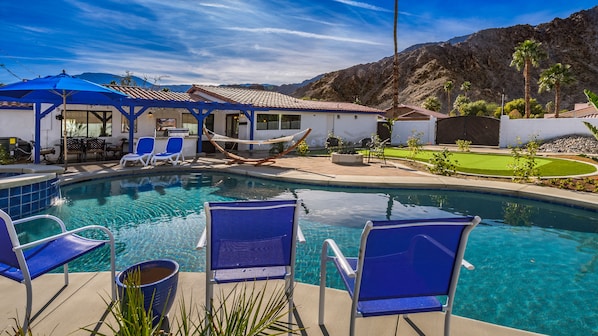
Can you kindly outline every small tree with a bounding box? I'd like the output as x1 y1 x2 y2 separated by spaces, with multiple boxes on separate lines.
428 148 458 176
503 98 544 118
453 94 471 116
509 136 541 183
406 130 424 159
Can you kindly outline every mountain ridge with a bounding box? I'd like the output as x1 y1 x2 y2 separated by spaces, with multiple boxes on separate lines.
294 6 598 112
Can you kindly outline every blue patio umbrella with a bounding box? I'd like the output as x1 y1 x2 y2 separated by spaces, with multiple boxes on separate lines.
0 71 127 166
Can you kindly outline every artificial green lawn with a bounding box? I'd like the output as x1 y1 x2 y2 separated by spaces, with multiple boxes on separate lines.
378 148 597 177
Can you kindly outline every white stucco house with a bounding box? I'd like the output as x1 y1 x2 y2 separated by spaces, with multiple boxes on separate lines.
0 85 384 162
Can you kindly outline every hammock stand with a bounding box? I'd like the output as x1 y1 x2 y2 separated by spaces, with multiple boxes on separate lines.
203 127 312 165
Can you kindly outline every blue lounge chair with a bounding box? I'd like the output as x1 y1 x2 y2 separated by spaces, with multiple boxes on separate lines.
119 136 155 167
196 199 305 327
151 137 185 166
319 216 481 336
0 210 116 332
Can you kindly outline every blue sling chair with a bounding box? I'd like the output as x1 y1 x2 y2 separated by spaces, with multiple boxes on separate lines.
0 210 115 332
319 216 480 336
196 199 305 329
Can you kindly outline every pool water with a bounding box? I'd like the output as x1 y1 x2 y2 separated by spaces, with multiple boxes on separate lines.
25 172 598 336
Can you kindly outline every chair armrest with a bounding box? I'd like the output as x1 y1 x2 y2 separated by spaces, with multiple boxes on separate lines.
322 239 355 278
297 225 306 243
461 259 475 270
14 225 114 251
13 214 67 232
196 229 207 249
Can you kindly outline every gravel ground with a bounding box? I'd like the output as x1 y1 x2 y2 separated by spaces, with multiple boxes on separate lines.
538 135 598 154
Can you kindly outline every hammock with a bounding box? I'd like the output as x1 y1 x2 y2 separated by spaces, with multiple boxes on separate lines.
203 127 312 165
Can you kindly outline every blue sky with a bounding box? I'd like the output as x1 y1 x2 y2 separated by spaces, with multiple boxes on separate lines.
0 1 596 86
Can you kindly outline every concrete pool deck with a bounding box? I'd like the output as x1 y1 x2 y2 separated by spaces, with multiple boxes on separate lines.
4 154 597 335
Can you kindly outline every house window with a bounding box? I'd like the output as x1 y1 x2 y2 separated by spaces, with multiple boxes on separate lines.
66 110 112 137
281 115 301 130
182 113 198 135
121 118 137 133
203 114 215 132
257 114 279 130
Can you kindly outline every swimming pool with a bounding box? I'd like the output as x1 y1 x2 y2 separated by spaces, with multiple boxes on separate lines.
25 172 598 335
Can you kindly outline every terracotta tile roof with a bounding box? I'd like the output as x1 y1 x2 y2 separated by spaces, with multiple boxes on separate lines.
188 85 384 114
388 104 449 119
0 101 32 108
106 84 207 102
558 104 598 118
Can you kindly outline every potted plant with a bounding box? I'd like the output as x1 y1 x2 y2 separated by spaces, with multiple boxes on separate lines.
115 259 180 328
327 135 363 164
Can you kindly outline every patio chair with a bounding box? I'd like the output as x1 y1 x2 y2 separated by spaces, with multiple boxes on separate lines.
196 199 306 328
151 137 185 166
119 136 155 167
319 215 481 336
0 209 116 332
84 138 106 161
105 138 126 159
65 138 85 162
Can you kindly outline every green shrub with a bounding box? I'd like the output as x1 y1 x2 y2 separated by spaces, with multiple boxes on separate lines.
428 148 457 176
455 139 472 152
509 137 540 182
295 140 309 156
269 142 285 155
0 145 14 165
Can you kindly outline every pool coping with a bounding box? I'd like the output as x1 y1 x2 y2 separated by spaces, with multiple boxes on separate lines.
53 158 598 211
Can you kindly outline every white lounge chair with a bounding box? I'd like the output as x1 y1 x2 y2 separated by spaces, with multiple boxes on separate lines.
119 137 155 167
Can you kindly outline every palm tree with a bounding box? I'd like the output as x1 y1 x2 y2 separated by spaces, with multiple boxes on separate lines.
538 63 575 118
423 96 441 112
443 80 454 114
460 81 471 98
392 0 399 117
510 39 547 118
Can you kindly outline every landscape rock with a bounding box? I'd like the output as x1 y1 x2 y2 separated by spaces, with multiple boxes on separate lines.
538 135 598 154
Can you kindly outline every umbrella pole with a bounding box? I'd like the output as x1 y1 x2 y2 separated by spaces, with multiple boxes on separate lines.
62 92 68 169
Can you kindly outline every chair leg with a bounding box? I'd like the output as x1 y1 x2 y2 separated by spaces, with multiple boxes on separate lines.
23 280 33 333
286 277 294 330
205 275 213 334
318 256 327 325
444 311 452 336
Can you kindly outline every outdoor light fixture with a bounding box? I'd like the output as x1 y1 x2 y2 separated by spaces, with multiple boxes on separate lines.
148 111 154 117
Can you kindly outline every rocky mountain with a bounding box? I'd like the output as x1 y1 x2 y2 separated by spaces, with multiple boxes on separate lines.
293 6 598 113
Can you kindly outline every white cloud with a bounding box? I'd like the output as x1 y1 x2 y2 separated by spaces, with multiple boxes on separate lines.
226 27 384 46
333 0 392 13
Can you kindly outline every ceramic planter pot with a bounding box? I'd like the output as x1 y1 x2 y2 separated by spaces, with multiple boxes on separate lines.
116 259 179 325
